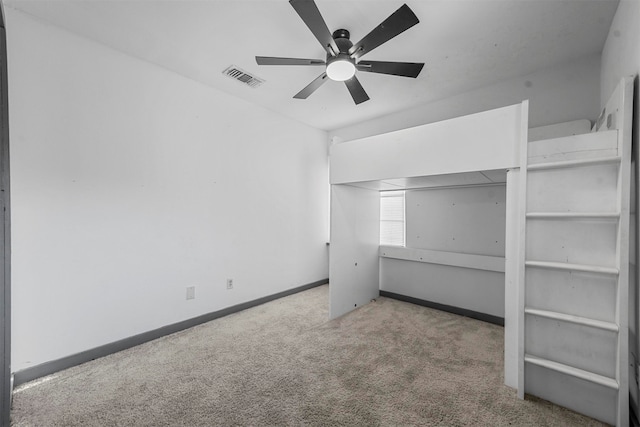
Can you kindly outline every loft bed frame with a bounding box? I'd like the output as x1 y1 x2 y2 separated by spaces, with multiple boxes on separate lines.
328 77 634 426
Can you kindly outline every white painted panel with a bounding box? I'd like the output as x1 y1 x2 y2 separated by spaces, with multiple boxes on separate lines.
526 268 616 323
330 104 522 185
527 163 619 213
528 130 618 164
526 219 618 267
329 185 380 319
525 315 617 378
380 258 505 317
525 364 617 425
528 119 592 142
405 185 506 257
504 169 520 389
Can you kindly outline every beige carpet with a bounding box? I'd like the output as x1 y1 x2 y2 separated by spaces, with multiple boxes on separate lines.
11 285 607 426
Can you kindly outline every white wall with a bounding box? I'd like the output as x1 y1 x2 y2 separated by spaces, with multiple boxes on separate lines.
6 10 329 372
600 1 640 106
380 185 507 318
600 0 640 414
331 54 600 143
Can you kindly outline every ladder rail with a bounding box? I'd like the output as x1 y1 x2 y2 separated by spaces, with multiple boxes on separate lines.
612 77 634 427
516 101 529 400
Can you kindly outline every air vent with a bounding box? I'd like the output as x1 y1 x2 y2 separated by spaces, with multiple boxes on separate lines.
222 65 265 88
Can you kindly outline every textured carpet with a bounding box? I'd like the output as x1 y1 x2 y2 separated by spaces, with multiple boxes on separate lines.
11 285 607 426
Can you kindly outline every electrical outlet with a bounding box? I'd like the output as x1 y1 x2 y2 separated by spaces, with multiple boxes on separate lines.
186 286 195 300
226 279 233 290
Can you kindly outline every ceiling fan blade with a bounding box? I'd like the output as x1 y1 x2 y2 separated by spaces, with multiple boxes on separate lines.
344 76 370 105
289 0 340 56
293 72 329 99
356 60 424 78
256 56 325 66
349 4 419 60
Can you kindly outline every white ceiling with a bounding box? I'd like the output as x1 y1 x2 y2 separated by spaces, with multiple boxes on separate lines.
4 0 619 131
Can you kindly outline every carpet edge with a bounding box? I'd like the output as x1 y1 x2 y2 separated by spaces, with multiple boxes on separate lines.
379 290 505 326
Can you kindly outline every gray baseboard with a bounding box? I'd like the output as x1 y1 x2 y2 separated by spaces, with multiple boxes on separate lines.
379 290 504 326
13 279 328 387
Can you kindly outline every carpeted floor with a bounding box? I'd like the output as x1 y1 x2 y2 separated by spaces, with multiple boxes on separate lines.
11 284 607 426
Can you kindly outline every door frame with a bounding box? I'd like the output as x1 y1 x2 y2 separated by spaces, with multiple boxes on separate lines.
0 4 11 426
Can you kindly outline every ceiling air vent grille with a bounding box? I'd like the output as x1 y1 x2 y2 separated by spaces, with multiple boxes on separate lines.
223 65 265 88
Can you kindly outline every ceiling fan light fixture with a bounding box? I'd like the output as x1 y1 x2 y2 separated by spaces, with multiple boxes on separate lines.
326 55 356 81
255 1 423 103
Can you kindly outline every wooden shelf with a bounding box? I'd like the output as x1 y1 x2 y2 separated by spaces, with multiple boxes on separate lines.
524 308 618 332
525 354 619 390
525 260 619 276
527 156 621 171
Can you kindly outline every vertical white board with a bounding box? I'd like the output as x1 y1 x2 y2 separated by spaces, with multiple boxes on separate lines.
329 185 380 319
504 168 520 389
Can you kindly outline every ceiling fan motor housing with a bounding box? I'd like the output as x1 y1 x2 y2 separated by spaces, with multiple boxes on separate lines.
331 29 353 55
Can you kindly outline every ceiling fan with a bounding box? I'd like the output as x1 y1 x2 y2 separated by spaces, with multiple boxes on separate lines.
256 0 425 105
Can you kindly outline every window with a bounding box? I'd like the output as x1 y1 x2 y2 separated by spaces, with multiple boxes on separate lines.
380 191 405 246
